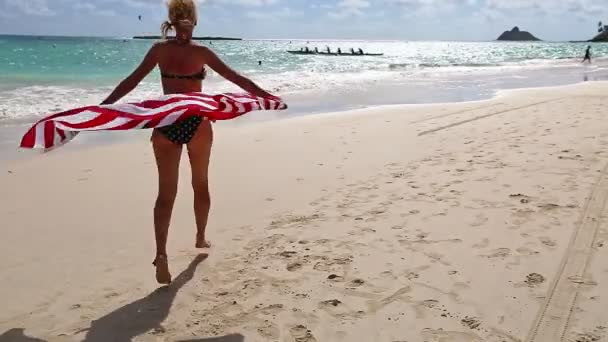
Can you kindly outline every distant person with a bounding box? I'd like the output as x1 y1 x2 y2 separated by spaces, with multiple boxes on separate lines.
258 60 262 66
326 46 331 53
358 48 363 55
314 47 319 53
583 46 592 64
305 47 310 53
350 48 355 54
337 48 342 54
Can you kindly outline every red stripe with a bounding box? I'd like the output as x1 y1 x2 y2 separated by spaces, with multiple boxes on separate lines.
20 126 36 148
44 121 55 149
109 119 143 130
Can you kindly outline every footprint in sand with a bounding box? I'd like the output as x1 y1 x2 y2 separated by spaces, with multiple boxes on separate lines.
421 328 482 342
470 213 489 227
257 323 280 339
516 246 540 256
481 248 511 258
327 274 345 282
461 316 483 330
349 279 365 287
539 237 557 247
290 325 318 342
569 326 606 342
472 238 490 249
524 273 546 287
320 299 342 307
287 262 304 272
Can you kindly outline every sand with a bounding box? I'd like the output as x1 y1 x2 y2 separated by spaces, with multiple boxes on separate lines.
1 82 608 342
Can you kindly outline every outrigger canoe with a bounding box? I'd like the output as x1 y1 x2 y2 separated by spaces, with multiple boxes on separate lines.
287 50 384 56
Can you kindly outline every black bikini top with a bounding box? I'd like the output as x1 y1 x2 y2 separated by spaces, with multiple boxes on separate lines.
161 67 206 80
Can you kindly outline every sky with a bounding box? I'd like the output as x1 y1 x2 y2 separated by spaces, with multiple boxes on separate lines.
0 0 606 41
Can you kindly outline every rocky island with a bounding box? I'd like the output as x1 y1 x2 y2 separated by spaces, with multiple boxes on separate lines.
497 27 541 41
590 31 608 42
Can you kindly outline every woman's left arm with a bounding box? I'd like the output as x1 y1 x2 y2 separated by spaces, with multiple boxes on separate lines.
100 44 160 105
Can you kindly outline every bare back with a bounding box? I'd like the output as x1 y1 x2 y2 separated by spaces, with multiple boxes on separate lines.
156 40 207 95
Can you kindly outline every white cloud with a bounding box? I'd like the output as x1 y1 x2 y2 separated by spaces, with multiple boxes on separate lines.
246 6 301 19
73 2 117 16
328 0 371 19
478 0 606 22
4 0 55 16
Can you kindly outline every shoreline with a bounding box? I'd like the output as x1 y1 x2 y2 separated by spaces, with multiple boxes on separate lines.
2 82 608 341
2 79 608 164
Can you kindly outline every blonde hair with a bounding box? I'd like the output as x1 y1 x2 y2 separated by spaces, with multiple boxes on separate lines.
161 0 198 38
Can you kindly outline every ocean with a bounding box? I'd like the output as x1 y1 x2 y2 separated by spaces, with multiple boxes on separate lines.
1 35 608 158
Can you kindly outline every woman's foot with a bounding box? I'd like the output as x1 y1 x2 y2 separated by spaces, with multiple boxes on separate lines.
196 231 211 249
153 254 172 285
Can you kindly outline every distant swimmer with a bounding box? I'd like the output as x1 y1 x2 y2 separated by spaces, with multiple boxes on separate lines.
258 60 262 66
583 46 592 64
337 48 342 54
358 48 363 55
314 47 319 53
350 48 355 54
326 46 331 53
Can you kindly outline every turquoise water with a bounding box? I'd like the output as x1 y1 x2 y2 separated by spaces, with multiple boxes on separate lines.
2 35 607 87
1 34 608 124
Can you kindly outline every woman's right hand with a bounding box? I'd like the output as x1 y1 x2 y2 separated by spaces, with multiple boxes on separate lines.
251 87 276 99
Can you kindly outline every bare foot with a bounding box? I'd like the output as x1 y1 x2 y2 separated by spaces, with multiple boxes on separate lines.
153 255 172 285
196 232 211 249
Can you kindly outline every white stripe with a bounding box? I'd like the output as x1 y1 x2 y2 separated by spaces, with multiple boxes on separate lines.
34 123 46 148
157 109 188 127
219 97 233 113
106 99 216 116
249 100 261 111
55 117 133 131
235 101 245 113
134 120 150 129
55 111 100 125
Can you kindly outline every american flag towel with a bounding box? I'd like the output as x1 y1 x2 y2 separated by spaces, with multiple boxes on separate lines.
20 92 287 150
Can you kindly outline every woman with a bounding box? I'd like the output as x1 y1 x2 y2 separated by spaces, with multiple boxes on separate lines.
100 0 274 284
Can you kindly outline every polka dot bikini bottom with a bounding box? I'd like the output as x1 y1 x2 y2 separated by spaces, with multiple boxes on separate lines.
158 116 204 144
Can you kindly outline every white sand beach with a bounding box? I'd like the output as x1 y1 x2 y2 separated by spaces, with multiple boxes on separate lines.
2 82 608 342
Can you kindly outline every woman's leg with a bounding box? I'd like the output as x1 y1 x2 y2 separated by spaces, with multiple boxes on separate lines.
186 120 213 248
151 129 183 283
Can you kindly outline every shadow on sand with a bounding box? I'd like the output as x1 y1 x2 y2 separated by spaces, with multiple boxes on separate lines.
1 254 243 342
0 329 46 342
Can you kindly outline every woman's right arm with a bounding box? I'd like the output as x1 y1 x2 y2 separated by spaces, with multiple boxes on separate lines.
202 47 274 98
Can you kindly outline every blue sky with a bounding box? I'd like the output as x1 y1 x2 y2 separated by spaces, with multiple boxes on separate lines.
0 0 606 41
